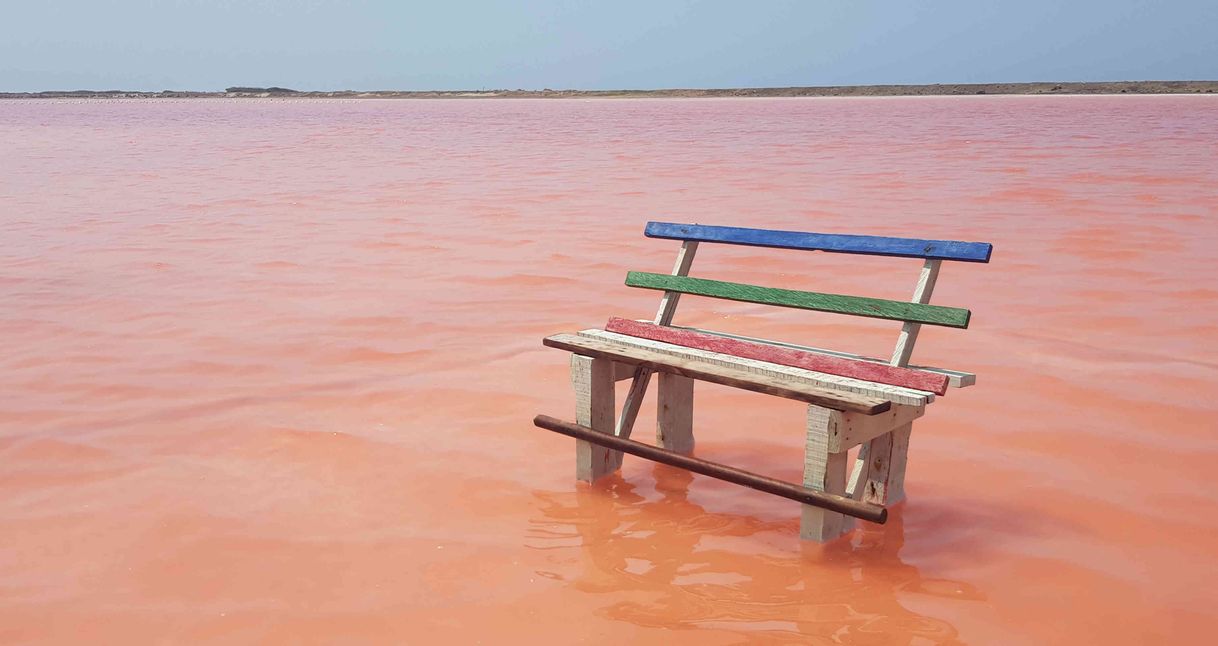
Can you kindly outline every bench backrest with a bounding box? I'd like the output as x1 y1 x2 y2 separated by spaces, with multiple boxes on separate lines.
624 221 992 376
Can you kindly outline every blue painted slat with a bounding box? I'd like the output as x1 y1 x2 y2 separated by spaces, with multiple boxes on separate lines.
644 222 993 263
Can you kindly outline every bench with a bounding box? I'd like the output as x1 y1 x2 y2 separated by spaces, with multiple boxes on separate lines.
533 221 992 541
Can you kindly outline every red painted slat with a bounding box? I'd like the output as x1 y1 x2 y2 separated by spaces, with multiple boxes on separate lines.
604 318 949 395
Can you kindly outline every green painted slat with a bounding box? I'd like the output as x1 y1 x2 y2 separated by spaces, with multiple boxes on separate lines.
625 272 971 329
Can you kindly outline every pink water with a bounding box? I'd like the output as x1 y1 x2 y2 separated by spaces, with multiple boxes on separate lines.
2 96 1217 644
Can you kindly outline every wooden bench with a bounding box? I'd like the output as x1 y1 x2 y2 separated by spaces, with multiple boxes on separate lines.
533 221 992 541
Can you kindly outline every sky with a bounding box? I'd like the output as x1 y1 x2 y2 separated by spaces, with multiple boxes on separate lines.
2 0 1216 92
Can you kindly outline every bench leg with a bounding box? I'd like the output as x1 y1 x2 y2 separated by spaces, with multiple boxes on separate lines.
885 422 913 504
571 355 620 482
801 405 850 542
656 372 694 454
850 421 914 506
860 431 894 504
847 420 914 506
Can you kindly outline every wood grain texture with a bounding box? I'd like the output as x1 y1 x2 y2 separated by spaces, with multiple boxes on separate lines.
571 355 620 482
828 404 925 453
544 334 891 414
885 423 914 505
645 222 993 263
889 259 942 367
605 318 949 394
802 406 852 541
657 372 695 454
655 240 699 326
860 431 894 505
625 272 972 329
677 326 976 388
578 330 931 406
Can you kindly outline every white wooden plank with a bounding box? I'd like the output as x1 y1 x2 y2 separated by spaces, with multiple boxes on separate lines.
550 333 890 413
578 329 933 406
677 326 976 388
829 404 925 453
860 431 894 504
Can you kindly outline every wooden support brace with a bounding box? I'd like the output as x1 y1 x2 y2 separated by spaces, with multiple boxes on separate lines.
828 403 925 453
571 355 619 481
819 404 924 536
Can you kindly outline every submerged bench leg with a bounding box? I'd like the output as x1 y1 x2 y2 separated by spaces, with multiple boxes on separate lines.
884 423 914 504
852 422 913 506
571 355 620 482
656 372 694 454
801 405 850 542
861 432 893 504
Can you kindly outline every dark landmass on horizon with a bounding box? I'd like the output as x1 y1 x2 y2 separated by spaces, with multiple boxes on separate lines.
3 80 1216 99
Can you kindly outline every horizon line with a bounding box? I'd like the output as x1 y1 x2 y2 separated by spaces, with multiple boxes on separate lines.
3 80 1217 98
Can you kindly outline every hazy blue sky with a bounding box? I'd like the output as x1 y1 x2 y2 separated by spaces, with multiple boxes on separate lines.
3 0 1215 91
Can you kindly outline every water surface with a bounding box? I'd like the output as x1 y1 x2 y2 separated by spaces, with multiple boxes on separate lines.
2 96 1217 643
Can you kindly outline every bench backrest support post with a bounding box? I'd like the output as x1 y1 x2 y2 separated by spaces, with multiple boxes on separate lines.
889 259 941 368
850 259 942 505
616 240 700 438
655 241 699 325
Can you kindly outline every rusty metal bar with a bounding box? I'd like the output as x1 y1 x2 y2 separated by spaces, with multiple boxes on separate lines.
533 414 887 524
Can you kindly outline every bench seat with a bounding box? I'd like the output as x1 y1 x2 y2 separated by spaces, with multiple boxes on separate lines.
675 327 977 389
544 333 893 414
574 329 934 407
603 318 950 395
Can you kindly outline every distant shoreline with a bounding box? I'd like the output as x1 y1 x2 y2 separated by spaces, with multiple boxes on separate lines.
3 80 1216 100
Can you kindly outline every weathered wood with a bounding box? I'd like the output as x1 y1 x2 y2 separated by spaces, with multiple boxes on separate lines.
885 423 914 504
579 330 931 406
615 241 700 439
832 405 923 515
534 415 886 523
657 372 694 454
625 272 972 329
801 406 852 541
645 222 993 263
828 404 925 453
544 334 892 414
678 326 976 388
606 317 949 394
613 362 636 381
890 259 942 367
864 258 943 504
847 446 869 500
656 241 699 327
860 431 893 505
571 355 619 482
